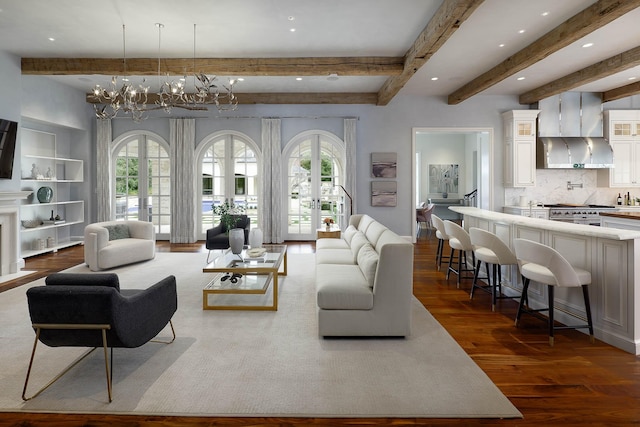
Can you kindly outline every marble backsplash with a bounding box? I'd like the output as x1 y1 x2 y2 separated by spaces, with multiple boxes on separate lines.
504 169 638 207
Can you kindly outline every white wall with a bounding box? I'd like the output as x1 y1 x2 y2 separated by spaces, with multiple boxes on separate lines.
106 95 522 236
0 51 22 191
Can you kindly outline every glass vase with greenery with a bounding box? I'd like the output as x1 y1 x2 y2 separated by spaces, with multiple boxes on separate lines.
213 201 246 233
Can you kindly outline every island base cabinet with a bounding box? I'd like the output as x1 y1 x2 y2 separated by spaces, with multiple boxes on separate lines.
459 209 640 354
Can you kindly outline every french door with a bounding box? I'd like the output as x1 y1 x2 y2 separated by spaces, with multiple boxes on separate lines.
286 134 345 240
199 134 260 237
113 134 171 239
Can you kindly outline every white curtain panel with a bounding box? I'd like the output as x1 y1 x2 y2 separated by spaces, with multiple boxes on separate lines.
169 118 196 243
96 118 112 222
344 118 357 219
261 118 283 243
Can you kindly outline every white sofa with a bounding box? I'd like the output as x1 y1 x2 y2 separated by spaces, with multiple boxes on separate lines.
84 220 156 271
315 214 414 337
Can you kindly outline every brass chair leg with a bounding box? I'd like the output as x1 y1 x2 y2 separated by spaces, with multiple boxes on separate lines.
151 320 176 344
22 324 112 402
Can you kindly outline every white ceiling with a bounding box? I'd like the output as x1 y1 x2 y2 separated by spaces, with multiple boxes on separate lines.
1 0 640 101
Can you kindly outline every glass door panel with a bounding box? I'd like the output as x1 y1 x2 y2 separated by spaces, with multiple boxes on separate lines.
286 135 344 240
199 135 260 236
114 135 170 239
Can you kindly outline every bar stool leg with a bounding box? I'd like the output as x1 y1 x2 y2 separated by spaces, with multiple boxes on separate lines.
582 284 595 343
515 278 530 326
436 239 443 269
446 248 455 280
548 285 555 346
470 259 482 299
491 263 498 311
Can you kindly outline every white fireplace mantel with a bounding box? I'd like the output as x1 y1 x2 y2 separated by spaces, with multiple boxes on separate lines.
0 191 33 204
0 191 32 276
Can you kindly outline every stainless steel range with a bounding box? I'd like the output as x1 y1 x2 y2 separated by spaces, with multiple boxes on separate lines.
546 204 616 226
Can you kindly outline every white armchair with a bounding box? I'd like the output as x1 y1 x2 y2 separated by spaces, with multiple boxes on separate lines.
84 220 156 271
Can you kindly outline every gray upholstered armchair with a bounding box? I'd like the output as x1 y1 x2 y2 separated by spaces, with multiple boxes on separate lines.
23 273 177 402
205 214 250 262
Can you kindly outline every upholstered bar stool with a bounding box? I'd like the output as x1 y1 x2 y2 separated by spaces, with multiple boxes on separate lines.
443 220 475 288
513 238 595 346
431 214 450 270
469 228 518 311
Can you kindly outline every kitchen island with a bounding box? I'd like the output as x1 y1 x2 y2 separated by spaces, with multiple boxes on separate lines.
601 211 640 232
450 206 640 355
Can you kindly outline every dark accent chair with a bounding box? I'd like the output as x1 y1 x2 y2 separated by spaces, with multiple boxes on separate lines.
205 214 250 263
23 273 177 402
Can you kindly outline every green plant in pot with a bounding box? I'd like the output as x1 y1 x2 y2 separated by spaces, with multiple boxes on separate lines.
213 200 246 234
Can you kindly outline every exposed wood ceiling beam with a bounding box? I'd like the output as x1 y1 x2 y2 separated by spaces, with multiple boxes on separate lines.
603 80 640 102
519 45 640 104
85 92 379 106
447 0 640 105
376 0 485 106
22 57 404 77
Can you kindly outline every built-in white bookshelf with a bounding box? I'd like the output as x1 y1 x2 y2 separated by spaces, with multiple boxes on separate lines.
19 128 85 257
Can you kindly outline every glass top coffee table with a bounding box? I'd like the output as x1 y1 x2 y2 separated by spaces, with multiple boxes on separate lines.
202 244 287 311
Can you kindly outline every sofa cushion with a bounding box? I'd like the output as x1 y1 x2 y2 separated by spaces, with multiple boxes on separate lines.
316 238 349 250
349 231 369 262
46 273 121 290
98 238 156 270
343 225 358 245
316 264 373 310
356 215 375 234
364 221 387 247
105 224 130 240
357 243 378 288
315 248 355 265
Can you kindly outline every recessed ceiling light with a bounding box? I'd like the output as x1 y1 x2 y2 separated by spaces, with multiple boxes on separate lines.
296 77 302 81
237 78 245 82
582 42 594 48
431 77 438 81
48 37 55 42
290 28 296 32
517 76 526 81
629 77 637 81
499 43 505 48
541 11 549 17
519 29 525 34
288 16 295 21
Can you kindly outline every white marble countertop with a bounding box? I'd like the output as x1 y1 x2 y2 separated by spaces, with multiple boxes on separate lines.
451 206 640 240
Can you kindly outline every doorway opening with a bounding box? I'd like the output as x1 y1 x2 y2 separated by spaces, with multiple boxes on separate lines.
412 127 493 241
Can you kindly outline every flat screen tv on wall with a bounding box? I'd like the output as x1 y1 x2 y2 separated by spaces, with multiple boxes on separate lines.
0 118 18 179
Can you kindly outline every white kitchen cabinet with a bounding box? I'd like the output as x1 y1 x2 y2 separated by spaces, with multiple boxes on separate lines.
598 110 640 187
19 128 85 257
502 110 540 187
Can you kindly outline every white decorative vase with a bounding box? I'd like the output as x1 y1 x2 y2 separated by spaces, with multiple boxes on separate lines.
249 228 263 248
229 228 244 254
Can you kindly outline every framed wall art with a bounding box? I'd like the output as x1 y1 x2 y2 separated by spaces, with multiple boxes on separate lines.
428 164 459 194
371 181 397 207
371 152 397 178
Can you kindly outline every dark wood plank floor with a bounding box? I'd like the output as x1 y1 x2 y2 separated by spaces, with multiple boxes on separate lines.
1 236 639 427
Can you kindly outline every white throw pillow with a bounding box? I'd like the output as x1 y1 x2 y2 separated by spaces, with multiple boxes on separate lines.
350 231 369 262
343 225 358 244
357 243 378 288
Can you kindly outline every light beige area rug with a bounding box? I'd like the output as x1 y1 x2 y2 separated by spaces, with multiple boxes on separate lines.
0 252 521 419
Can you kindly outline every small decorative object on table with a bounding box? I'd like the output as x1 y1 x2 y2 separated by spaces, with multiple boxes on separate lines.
21 219 41 229
229 228 245 255
37 186 53 203
249 227 263 248
323 217 334 231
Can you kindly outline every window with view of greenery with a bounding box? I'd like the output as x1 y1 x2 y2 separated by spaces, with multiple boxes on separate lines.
299 155 333 182
115 158 152 195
